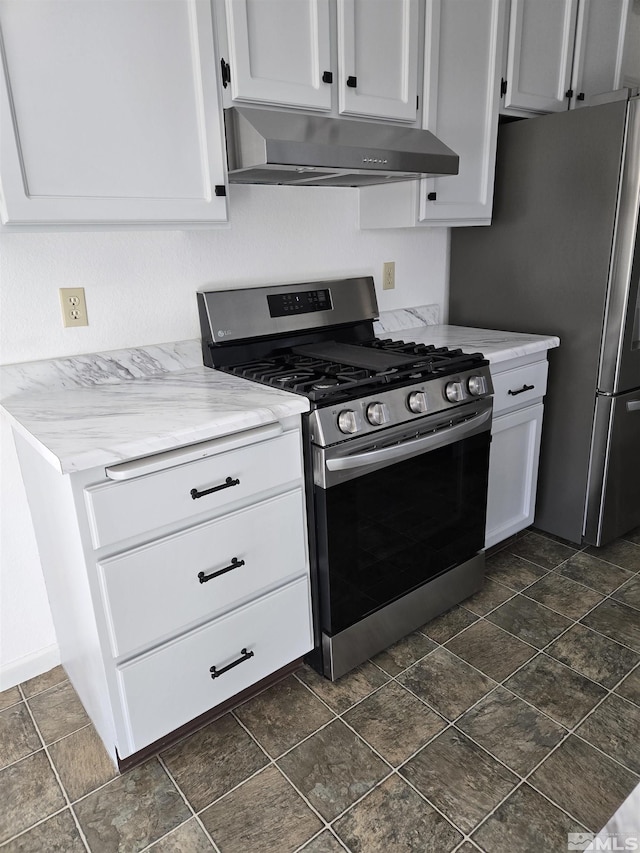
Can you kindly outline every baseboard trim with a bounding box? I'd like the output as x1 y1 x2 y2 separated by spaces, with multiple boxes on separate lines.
0 644 61 691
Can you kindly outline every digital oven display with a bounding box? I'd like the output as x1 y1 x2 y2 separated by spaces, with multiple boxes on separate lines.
267 289 332 318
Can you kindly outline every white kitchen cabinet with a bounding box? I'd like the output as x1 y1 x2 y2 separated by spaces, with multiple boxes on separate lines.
220 0 332 111
359 0 505 228
0 0 228 226
14 421 312 766
337 0 420 121
218 0 421 122
569 0 629 108
501 0 629 115
485 355 548 548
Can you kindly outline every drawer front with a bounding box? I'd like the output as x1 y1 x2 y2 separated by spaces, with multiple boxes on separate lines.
116 576 313 755
85 430 302 549
98 489 308 658
492 360 548 416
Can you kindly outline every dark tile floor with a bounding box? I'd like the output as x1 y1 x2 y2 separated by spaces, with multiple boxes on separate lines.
2 527 640 852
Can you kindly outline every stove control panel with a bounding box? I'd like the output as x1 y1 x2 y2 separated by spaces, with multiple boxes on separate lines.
308 365 494 448
267 288 332 318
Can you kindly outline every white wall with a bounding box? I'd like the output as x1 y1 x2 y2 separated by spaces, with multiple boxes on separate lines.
0 184 449 687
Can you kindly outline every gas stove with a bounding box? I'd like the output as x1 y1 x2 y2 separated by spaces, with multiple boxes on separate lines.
198 278 492 447
198 276 494 680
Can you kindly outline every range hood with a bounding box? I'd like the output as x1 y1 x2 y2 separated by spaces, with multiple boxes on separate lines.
224 106 459 188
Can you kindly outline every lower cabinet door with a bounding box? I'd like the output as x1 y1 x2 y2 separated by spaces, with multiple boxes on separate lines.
116 576 312 756
485 403 543 548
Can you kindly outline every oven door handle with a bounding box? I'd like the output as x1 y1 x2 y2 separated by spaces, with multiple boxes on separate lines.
325 408 492 472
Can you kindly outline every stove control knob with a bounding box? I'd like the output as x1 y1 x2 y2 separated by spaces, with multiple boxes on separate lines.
366 402 390 426
337 409 361 434
467 375 487 397
407 391 428 414
445 381 465 403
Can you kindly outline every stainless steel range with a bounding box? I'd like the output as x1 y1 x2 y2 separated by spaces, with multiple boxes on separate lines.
198 277 493 679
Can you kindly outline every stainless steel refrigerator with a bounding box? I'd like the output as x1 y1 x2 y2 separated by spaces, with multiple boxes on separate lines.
449 92 640 547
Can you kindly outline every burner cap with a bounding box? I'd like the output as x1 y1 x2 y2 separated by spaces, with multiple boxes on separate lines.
276 373 312 384
313 377 340 390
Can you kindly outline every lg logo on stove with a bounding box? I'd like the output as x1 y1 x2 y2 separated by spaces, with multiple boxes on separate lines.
217 329 233 338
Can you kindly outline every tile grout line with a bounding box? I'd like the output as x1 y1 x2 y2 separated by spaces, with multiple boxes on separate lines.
153 756 222 853
11 690 92 853
403 632 640 836
449 539 640 838
0 803 73 849
359 545 640 838
235 673 467 849
229 709 338 834
233 699 425 839
293 824 351 853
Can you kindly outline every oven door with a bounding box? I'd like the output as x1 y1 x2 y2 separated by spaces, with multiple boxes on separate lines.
311 399 492 644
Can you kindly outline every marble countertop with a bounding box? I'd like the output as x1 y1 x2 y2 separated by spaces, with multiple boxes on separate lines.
1 363 309 474
0 319 558 474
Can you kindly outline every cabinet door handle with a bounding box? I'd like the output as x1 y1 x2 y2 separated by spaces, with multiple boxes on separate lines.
322 70 333 83
190 476 239 500
210 648 254 679
508 384 534 396
346 75 357 88
627 400 640 412
198 557 245 584
220 58 231 89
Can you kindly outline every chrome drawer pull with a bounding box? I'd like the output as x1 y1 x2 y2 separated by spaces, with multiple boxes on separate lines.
508 384 534 396
190 476 240 500
210 648 254 679
198 557 245 584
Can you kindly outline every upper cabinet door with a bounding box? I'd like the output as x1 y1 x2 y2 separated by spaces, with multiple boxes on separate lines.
0 0 227 226
569 0 629 108
504 0 579 113
420 0 506 225
224 0 332 111
337 0 420 121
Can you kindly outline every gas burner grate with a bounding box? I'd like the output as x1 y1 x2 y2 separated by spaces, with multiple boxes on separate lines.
223 339 487 404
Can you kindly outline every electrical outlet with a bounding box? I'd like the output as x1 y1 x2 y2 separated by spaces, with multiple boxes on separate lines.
383 261 395 290
59 287 88 327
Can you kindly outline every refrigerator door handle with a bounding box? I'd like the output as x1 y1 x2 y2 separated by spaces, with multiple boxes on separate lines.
627 400 640 412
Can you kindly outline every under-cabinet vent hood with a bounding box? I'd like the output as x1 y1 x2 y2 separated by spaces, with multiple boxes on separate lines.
224 106 459 187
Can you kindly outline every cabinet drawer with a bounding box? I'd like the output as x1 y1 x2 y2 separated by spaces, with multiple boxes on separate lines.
85 430 302 549
98 489 308 658
492 360 548 415
116 576 313 755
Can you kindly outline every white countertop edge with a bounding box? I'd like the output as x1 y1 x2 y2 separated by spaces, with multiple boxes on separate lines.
5 404 310 475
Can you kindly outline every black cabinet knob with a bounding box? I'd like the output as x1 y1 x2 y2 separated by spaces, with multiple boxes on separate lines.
346 76 357 88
